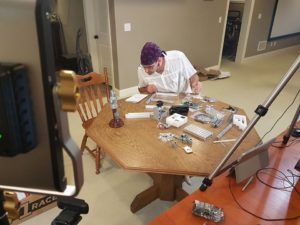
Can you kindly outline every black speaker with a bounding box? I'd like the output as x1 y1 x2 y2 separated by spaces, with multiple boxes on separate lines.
0 63 36 156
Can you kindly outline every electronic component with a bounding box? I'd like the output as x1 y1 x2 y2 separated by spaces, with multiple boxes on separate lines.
193 112 213 123
166 113 188 128
157 122 171 129
183 124 213 140
159 133 174 142
183 146 193 154
182 101 200 110
216 123 233 140
204 105 225 128
233 114 247 130
153 101 168 121
211 118 224 128
125 112 152 119
174 134 193 145
169 105 189 116
192 200 224 223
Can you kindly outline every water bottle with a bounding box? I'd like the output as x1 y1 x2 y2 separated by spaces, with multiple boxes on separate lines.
109 90 124 128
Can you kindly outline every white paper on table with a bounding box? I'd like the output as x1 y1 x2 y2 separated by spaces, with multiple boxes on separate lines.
125 94 148 103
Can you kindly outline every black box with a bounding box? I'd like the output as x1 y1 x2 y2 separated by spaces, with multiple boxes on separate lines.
169 105 189 116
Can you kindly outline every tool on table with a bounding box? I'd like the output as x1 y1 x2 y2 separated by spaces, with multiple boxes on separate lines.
145 93 175 104
215 112 234 140
213 139 236 143
145 93 156 104
216 123 233 140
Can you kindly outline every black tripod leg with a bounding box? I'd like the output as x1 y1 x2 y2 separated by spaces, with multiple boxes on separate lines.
282 103 300 144
0 191 9 225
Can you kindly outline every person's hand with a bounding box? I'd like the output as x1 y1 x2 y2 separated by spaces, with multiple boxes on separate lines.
147 84 157 93
192 81 202 94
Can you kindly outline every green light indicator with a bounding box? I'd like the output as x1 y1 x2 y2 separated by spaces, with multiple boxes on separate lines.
0 133 3 140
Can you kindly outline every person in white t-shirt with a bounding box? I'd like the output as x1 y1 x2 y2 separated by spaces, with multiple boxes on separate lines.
138 42 202 94
138 42 199 185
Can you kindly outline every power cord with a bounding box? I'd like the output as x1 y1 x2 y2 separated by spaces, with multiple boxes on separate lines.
256 168 300 195
228 167 300 221
228 137 300 221
271 137 300 149
259 89 300 143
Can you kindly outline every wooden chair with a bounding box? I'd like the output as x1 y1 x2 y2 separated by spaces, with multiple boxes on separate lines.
76 68 110 174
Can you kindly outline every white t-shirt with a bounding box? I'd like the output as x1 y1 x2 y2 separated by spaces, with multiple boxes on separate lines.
137 50 197 93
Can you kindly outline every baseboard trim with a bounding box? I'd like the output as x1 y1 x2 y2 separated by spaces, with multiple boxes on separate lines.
115 86 139 99
206 65 220 70
243 44 300 62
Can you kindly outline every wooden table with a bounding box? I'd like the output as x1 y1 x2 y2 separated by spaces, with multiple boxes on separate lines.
86 94 261 212
148 130 300 225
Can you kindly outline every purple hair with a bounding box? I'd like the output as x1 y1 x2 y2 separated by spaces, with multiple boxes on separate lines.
140 42 165 65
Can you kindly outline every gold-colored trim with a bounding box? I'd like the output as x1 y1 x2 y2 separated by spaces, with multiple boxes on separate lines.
55 70 80 112
3 191 20 221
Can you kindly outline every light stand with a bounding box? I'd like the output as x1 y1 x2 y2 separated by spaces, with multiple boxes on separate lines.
282 103 300 144
51 197 89 225
200 54 300 191
282 103 300 171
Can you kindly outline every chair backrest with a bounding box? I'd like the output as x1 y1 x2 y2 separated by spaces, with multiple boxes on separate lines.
76 68 110 123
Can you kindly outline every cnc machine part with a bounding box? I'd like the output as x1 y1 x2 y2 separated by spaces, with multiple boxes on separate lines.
192 200 224 222
193 112 213 123
174 134 193 145
153 101 168 122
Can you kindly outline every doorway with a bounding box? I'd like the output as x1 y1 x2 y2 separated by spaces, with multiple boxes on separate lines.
220 0 255 65
222 2 244 61
83 0 114 86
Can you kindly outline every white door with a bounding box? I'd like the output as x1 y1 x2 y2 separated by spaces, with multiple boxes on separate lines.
83 0 114 86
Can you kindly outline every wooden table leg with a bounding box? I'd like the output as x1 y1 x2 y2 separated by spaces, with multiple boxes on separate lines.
130 173 188 213
130 185 159 213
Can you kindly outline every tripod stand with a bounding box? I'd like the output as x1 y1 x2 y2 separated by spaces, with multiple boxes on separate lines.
282 103 300 170
283 103 300 144
0 192 88 225
200 54 300 191
51 197 89 225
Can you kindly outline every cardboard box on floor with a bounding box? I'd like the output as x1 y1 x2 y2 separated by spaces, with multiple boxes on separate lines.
195 65 221 81
11 194 57 225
